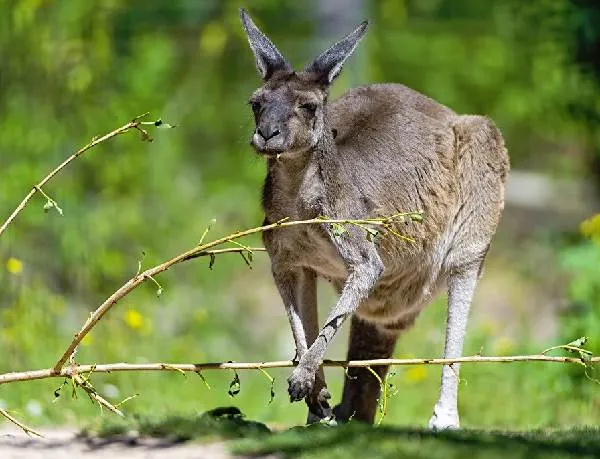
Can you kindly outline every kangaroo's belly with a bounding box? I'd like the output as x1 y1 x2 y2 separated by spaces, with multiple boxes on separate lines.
355 264 446 325
274 223 446 324
278 226 349 280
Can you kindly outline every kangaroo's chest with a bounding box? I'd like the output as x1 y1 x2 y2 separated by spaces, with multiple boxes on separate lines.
263 159 349 279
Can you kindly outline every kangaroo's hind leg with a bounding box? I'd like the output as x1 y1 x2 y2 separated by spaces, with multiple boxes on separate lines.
429 115 508 430
333 315 400 423
428 265 480 430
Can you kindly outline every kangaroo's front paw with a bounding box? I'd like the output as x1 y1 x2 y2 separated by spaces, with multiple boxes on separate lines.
287 366 316 402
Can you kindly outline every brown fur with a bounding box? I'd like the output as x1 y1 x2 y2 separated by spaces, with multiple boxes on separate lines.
240 9 509 425
262 82 507 324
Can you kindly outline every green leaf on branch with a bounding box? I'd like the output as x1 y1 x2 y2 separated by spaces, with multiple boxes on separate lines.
43 198 63 216
53 379 68 401
141 119 177 129
365 228 380 243
269 382 275 404
567 336 588 348
409 212 423 222
228 369 241 397
330 222 347 237
155 119 176 129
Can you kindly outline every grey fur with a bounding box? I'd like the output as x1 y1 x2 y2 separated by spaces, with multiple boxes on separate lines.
240 9 509 428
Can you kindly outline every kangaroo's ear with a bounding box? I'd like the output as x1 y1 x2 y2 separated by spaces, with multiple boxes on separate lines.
240 8 292 80
305 21 368 86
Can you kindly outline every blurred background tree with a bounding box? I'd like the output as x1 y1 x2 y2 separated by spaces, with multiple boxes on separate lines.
0 0 599 428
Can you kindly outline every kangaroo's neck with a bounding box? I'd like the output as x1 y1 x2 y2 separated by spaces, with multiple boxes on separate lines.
262 124 336 221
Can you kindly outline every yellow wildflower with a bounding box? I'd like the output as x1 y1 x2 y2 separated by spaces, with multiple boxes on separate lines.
124 309 143 330
405 366 428 384
493 336 514 355
6 257 23 275
581 214 600 241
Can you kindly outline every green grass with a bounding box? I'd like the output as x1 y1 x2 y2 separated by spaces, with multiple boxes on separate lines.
92 409 600 459
235 425 600 459
235 424 600 459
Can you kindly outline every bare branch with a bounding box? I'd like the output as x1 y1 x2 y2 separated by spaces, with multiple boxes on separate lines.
52 216 417 373
0 407 44 438
0 113 150 238
0 355 595 386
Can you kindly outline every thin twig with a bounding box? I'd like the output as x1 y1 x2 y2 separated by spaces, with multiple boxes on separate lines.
180 247 266 261
542 344 593 355
72 374 123 417
0 113 150 238
52 217 417 372
365 366 386 426
0 355 595 386
114 393 140 409
161 364 187 376
0 407 44 438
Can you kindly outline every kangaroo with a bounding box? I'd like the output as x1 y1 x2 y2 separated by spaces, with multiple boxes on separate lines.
240 9 509 429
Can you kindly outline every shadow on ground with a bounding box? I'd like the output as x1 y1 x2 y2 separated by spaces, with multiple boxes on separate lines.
92 407 600 459
94 406 269 443
235 423 600 459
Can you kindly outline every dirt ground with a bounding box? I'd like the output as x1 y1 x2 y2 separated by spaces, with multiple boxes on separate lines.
0 426 270 459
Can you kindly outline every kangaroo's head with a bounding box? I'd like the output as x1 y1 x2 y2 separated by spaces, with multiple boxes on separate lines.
240 9 367 157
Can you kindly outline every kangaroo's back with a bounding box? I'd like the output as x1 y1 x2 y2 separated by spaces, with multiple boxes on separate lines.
329 83 455 134
326 83 508 263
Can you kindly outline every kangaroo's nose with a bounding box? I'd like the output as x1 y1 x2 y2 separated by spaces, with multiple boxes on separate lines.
257 126 281 141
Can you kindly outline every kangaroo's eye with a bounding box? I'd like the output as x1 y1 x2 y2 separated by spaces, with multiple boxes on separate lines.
249 100 261 112
299 102 317 113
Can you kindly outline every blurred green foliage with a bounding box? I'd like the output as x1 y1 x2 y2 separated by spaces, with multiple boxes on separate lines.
373 0 600 177
1 0 599 428
560 214 600 366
